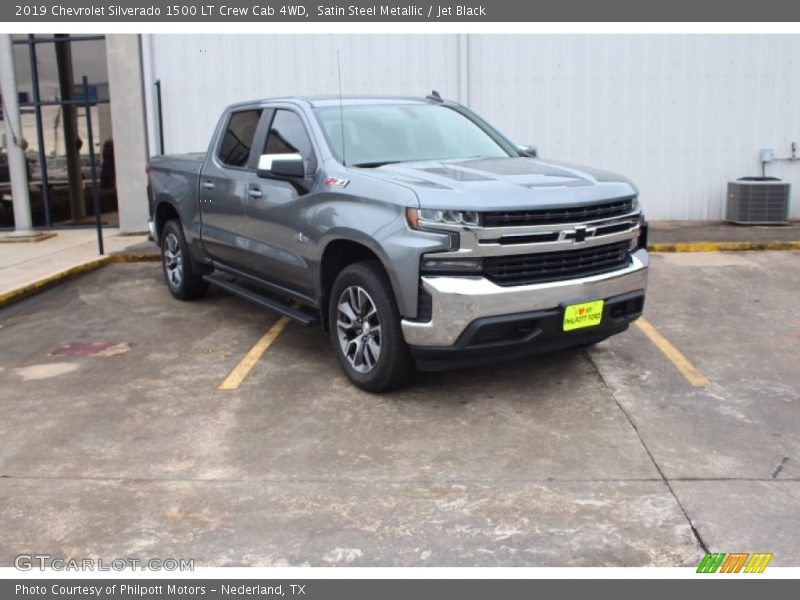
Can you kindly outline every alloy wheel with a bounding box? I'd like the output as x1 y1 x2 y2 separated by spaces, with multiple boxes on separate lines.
163 232 183 289
336 285 382 373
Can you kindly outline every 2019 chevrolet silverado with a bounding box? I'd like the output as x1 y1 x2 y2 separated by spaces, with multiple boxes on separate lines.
148 94 649 392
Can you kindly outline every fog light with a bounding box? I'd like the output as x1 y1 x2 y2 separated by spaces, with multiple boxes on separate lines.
421 256 483 273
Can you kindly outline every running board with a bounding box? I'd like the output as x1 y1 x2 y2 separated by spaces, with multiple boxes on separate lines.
202 274 320 326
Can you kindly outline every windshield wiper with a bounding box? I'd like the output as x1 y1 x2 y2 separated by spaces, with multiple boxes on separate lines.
350 161 402 168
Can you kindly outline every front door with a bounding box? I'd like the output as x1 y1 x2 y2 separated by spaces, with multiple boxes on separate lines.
240 108 318 295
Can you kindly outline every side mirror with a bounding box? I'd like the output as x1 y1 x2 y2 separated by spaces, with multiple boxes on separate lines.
257 153 305 179
517 144 538 158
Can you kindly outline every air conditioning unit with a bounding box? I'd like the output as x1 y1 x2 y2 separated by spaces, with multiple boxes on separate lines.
726 178 790 225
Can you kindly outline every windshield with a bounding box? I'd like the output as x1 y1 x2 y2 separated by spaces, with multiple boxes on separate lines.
314 103 516 166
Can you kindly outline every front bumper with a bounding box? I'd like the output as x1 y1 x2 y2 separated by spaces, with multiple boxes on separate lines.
401 248 649 348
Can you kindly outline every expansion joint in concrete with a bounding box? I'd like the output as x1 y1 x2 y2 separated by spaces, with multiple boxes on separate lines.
583 349 710 555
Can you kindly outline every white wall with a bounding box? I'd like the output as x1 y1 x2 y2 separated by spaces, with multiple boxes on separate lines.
142 34 461 155
470 35 800 220
142 34 800 220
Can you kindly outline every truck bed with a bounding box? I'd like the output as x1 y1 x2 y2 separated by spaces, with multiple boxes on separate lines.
150 152 206 177
148 152 207 223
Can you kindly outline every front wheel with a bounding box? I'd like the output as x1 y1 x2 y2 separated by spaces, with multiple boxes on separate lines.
160 219 208 300
328 261 414 392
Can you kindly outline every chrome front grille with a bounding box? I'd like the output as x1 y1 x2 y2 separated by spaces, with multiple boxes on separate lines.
420 198 642 264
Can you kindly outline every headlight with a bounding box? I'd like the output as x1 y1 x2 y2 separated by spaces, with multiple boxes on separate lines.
406 207 480 229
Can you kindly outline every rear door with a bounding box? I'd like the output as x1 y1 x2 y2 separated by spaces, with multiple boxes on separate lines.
239 108 319 294
199 107 266 265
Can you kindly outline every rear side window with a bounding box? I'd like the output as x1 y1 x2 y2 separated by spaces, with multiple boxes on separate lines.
218 109 262 167
264 110 314 162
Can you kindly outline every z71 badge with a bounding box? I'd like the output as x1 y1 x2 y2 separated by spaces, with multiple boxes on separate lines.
324 177 350 188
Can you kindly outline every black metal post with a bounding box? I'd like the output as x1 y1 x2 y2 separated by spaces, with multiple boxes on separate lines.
155 79 164 154
55 34 86 222
82 76 104 255
27 35 52 227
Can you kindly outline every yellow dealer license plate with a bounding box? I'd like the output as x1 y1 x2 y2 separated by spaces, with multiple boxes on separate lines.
563 300 604 331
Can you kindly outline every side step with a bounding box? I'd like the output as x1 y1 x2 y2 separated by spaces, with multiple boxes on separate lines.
202 274 320 326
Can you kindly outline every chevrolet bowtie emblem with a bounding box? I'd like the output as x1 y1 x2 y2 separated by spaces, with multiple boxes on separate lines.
573 226 588 243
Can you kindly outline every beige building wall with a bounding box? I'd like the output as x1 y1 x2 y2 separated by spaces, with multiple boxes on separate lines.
106 35 149 234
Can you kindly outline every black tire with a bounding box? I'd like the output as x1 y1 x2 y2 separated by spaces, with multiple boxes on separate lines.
328 261 415 392
160 219 209 300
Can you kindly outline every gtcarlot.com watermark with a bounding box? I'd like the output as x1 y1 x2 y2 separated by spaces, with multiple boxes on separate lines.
15 554 194 572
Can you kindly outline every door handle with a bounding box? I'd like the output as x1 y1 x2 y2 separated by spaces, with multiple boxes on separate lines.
248 188 263 198
202 181 215 190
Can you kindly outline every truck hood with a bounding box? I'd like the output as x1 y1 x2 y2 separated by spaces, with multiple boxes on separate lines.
359 157 638 211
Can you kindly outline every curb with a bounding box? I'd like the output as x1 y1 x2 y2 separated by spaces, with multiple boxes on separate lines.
647 241 800 252
109 253 161 263
0 253 159 309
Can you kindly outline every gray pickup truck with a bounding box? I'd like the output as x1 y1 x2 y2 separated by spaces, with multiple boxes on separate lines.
148 94 649 391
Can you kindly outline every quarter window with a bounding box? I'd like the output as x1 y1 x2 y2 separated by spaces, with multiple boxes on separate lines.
218 109 262 167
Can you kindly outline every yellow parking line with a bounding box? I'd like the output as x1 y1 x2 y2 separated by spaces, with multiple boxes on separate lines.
634 318 710 387
218 316 292 390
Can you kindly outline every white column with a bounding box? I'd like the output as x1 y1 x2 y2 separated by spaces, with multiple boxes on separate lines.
0 33 37 236
106 34 150 234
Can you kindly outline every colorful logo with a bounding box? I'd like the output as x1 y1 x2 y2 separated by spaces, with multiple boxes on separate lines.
697 552 773 573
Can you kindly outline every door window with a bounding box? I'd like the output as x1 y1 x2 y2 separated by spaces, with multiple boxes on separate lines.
218 109 262 167
264 110 315 167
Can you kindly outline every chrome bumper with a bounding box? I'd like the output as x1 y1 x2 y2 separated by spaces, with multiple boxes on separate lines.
401 249 649 347
147 219 157 242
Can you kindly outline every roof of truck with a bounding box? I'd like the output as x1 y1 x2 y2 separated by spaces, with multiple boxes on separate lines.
226 95 451 110
304 96 439 107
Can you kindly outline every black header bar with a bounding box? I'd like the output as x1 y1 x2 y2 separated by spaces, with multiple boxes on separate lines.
2 578 791 600
5 0 800 22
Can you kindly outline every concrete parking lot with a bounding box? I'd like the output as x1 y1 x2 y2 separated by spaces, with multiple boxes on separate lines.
0 251 797 566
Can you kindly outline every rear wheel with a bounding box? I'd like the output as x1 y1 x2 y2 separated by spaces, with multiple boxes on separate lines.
329 261 414 392
160 220 208 300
